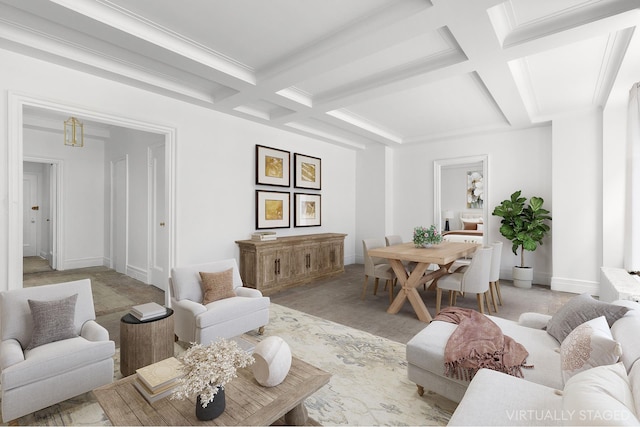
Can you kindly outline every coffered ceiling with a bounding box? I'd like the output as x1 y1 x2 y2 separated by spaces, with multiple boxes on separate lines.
1 0 639 149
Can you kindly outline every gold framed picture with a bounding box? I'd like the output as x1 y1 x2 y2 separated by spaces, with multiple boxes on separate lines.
256 145 290 187
294 153 321 190
256 190 290 229
294 193 321 227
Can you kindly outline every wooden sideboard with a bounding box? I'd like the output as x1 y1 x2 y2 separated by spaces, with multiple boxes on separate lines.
236 233 347 295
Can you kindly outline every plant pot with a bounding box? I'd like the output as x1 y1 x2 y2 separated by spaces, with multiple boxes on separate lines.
512 266 533 289
196 387 225 421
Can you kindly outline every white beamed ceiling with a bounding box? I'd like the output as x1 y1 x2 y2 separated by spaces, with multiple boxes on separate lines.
1 0 638 149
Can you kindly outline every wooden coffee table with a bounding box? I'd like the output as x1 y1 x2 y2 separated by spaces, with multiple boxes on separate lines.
94 356 330 426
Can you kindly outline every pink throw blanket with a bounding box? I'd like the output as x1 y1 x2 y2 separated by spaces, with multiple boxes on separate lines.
434 307 532 381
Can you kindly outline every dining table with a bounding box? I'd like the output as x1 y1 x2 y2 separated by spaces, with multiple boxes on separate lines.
367 241 478 322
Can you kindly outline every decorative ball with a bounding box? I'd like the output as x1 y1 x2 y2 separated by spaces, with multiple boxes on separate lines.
252 336 292 387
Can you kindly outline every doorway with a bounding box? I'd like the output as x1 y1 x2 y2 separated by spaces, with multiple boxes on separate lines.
8 93 176 295
22 159 61 272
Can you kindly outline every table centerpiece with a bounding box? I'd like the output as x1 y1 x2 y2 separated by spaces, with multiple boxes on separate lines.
413 225 443 248
171 338 254 420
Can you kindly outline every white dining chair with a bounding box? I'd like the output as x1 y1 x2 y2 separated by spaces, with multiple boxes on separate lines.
435 246 493 314
362 238 396 303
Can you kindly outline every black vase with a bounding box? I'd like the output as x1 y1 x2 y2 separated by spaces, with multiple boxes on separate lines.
195 387 225 421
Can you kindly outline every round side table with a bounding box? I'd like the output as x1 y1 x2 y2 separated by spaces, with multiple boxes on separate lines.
120 308 174 376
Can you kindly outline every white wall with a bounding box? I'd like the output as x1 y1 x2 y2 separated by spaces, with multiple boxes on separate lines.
355 143 388 262
0 48 357 291
105 127 165 280
551 109 603 294
392 126 553 284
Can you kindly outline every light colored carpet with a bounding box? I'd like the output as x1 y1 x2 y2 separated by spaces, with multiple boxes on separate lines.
3 303 456 426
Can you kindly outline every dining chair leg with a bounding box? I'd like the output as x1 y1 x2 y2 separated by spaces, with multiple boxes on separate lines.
436 288 442 314
361 276 369 299
489 283 499 312
477 294 485 314
485 291 493 314
388 279 394 304
448 290 454 307
495 280 503 305
373 278 380 295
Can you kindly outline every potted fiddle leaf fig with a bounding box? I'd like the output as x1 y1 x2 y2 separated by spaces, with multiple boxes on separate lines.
492 190 551 288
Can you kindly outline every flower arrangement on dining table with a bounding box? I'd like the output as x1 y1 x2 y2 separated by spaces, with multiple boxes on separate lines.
171 338 254 408
413 225 443 247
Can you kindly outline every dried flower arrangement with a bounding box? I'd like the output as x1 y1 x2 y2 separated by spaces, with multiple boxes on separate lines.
171 339 254 407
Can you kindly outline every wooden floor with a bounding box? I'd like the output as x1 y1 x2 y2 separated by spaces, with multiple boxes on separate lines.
23 257 575 345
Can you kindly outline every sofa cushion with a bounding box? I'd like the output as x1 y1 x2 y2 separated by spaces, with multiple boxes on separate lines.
547 293 629 343
199 269 236 305
611 310 640 372
2 336 115 390
561 316 622 382
407 315 563 391
447 368 562 426
562 362 638 425
627 360 640 416
25 294 78 350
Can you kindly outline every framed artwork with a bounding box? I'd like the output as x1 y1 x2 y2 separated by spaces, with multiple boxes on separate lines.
294 153 321 190
294 193 321 227
256 145 290 187
256 190 290 229
466 170 484 209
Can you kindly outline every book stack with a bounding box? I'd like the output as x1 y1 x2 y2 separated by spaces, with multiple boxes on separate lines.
251 231 277 241
134 357 183 403
130 302 167 321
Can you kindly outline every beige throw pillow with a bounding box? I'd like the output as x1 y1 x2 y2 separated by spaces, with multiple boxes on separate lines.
561 316 622 383
199 269 236 305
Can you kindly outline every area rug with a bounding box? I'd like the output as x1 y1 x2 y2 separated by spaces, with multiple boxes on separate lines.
5 304 456 426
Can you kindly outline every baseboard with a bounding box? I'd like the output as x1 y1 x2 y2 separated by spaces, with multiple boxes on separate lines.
62 257 104 270
550 276 598 295
126 264 150 283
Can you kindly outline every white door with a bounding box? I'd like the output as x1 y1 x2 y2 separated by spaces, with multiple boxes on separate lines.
23 173 39 257
113 158 127 274
150 144 167 290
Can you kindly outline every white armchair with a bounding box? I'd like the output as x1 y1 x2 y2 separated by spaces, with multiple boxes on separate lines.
0 279 115 422
169 259 270 345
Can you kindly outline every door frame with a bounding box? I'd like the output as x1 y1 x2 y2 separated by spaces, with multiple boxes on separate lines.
23 157 63 270
7 91 177 291
110 156 129 274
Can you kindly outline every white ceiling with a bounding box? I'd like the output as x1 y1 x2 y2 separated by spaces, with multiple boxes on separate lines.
2 0 639 149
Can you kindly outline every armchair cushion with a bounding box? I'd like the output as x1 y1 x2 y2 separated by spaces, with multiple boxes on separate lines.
200 269 236 304
196 296 269 329
26 294 78 350
2 336 115 390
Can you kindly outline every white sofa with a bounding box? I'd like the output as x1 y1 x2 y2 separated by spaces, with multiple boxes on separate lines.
0 279 115 422
407 297 640 426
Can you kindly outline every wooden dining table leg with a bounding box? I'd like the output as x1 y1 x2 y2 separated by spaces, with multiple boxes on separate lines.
386 261 434 322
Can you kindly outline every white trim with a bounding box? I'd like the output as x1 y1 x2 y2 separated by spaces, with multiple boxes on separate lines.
7 91 177 291
551 276 599 295
126 264 148 283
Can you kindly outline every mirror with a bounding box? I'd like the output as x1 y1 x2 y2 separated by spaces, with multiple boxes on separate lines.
434 155 489 246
